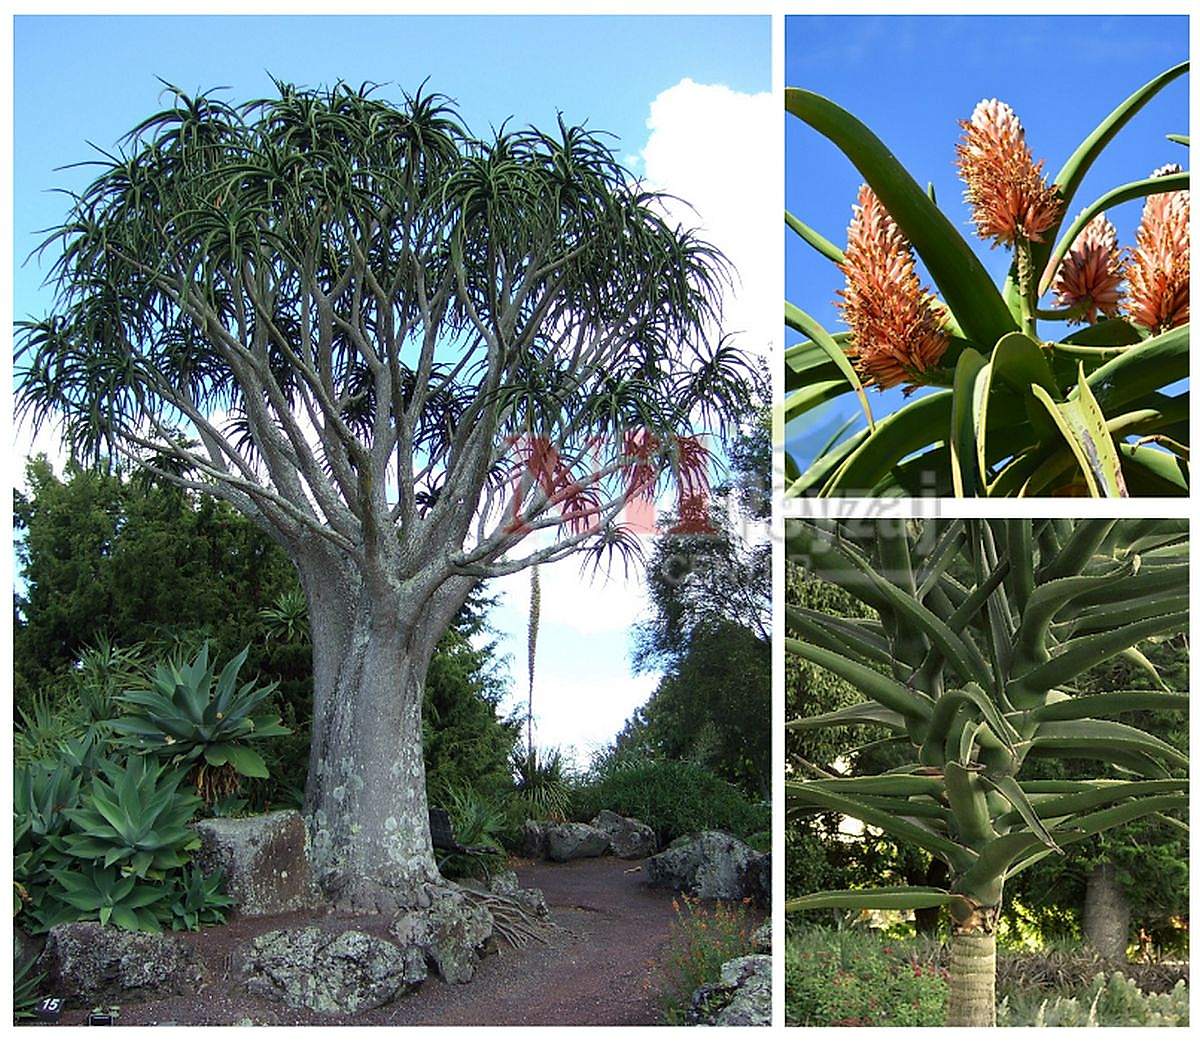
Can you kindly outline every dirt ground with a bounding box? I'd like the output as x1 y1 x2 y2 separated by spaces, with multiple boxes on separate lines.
50 856 736 1027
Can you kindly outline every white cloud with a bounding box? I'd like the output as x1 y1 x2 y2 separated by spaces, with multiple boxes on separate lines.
488 542 653 638
638 79 775 361
527 670 661 769
11 413 70 491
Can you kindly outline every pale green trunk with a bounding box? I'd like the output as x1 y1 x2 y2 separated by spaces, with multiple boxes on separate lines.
947 931 996 1027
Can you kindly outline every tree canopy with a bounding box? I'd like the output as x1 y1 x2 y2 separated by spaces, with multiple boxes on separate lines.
16 80 756 581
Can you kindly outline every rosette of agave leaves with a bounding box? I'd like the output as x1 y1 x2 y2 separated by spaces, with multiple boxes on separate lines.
786 62 1189 497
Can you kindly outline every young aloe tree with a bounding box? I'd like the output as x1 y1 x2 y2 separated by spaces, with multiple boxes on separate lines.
785 62 1189 497
15 82 753 913
785 518 1188 1025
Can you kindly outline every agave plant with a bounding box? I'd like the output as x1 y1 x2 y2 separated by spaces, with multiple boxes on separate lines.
108 643 289 801
167 864 235 931
62 757 201 877
13 759 80 924
51 862 168 932
785 62 1189 496
13 949 45 1022
785 518 1188 1025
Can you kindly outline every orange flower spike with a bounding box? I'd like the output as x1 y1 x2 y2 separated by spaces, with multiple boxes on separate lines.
956 99 1063 247
1126 163 1190 333
1051 212 1125 325
837 184 950 391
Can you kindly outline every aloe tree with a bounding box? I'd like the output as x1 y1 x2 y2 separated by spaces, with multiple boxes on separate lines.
785 62 1189 496
785 518 1188 1025
15 81 754 913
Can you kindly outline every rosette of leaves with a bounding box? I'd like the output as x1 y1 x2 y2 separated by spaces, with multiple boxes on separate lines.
14 759 81 926
785 62 1189 497
108 643 290 802
14 950 45 1021
785 518 1188 1025
50 862 168 932
62 757 201 877
167 865 234 931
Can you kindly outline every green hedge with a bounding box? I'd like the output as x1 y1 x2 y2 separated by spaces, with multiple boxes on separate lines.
571 759 769 845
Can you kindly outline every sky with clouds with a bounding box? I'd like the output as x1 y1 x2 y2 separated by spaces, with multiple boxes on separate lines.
10 14 771 766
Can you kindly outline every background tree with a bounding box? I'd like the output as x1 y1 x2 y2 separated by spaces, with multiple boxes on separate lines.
16 81 753 912
13 457 519 814
616 406 770 795
1003 637 1189 959
14 456 295 704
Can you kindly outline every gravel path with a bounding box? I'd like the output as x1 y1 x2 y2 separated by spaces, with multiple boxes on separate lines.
51 857 697 1026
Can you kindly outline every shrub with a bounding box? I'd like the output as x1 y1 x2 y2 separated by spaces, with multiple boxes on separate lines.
511 746 572 822
998 973 1189 1027
996 944 1189 997
647 894 758 1025
14 680 243 934
572 759 769 845
784 925 947 1026
437 783 508 879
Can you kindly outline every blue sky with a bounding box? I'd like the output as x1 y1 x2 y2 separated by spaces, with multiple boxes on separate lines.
12 14 771 766
785 14 1190 469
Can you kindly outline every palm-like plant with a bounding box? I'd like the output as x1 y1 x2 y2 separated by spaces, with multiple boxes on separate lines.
62 757 201 877
785 518 1188 1025
257 589 310 645
107 644 289 801
786 63 1189 496
512 746 572 822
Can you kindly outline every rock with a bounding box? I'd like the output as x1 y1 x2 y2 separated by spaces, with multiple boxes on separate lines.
646 831 768 902
590 809 657 859
488 869 550 918
751 920 771 954
39 922 202 1006
521 819 549 860
688 954 772 1026
390 887 495 984
193 810 322 916
544 822 611 862
238 927 424 1013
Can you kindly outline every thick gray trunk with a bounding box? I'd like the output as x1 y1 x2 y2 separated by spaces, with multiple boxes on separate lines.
302 578 439 912
1083 862 1129 962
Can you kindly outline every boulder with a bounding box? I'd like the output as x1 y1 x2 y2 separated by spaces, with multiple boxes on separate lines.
521 819 549 860
751 920 771 955
390 887 495 984
39 922 202 1006
688 954 772 1026
590 809 657 859
545 822 611 862
646 830 768 902
192 810 322 916
488 869 550 918
238 927 424 1013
